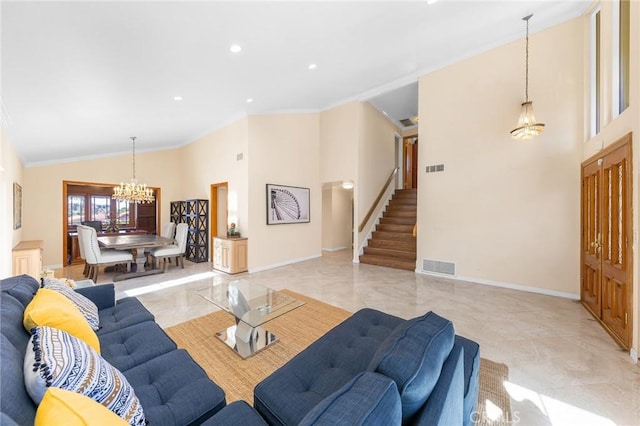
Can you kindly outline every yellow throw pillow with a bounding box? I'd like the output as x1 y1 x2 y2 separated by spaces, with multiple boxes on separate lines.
35 387 128 426
23 288 100 353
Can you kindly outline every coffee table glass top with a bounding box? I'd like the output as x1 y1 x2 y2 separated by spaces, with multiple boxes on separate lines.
195 280 304 328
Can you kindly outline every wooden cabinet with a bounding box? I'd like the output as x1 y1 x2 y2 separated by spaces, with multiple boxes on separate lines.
12 240 43 280
213 237 247 274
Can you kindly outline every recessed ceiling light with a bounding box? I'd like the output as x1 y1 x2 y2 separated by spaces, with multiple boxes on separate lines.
246 98 253 103
427 0 439 4
230 44 242 53
308 63 317 70
173 96 183 101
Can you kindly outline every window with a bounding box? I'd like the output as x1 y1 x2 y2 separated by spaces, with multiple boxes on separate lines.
590 9 601 137
618 0 630 113
115 199 131 225
67 195 86 226
90 195 111 223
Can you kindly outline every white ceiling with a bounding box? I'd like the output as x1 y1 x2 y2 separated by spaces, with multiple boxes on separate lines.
1 1 590 166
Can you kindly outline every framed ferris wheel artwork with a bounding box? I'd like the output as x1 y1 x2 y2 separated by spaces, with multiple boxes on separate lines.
266 184 310 225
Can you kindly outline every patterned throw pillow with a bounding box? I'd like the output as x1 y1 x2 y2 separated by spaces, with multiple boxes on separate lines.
41 277 99 331
24 326 146 426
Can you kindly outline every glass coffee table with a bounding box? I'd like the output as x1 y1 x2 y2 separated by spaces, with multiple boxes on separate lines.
195 280 305 358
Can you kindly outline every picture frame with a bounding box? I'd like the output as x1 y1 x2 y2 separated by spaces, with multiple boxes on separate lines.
13 182 22 230
266 184 310 225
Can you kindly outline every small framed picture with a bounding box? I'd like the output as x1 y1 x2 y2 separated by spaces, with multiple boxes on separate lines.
13 182 22 230
266 184 310 225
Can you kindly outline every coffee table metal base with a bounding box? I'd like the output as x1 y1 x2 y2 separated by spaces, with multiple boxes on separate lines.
216 323 278 359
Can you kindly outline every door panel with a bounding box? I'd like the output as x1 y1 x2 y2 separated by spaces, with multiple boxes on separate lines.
581 160 601 316
600 144 631 346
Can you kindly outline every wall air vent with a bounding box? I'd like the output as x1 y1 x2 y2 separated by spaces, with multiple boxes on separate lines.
422 259 455 276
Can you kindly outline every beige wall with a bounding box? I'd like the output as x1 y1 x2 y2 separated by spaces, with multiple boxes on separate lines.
180 117 249 248
1 130 24 278
418 18 584 295
247 114 321 271
357 102 399 249
581 1 639 356
22 149 184 267
319 102 359 184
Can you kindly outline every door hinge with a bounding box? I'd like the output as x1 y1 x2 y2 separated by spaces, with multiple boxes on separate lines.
625 313 628 325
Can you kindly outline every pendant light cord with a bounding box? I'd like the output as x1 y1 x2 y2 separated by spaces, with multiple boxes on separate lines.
523 14 532 102
131 136 137 181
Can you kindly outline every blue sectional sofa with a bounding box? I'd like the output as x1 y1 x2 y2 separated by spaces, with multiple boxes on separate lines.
254 308 481 425
0 274 226 425
1 274 480 425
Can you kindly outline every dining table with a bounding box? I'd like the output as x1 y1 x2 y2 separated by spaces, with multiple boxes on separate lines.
97 234 174 281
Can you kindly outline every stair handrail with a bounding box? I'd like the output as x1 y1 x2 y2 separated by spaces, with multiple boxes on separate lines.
358 168 399 232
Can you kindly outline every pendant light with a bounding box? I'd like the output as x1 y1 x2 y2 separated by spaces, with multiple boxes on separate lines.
510 14 545 140
112 137 154 204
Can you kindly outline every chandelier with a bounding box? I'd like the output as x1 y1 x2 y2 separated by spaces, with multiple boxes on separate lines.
510 14 545 140
112 137 154 204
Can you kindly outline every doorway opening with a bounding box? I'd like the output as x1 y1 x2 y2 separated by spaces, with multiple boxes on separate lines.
210 182 228 259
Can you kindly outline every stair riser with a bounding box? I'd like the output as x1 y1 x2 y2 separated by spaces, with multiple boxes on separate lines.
376 224 414 233
367 240 416 251
372 232 415 242
386 205 416 212
384 211 416 218
380 217 416 225
363 247 416 260
391 197 417 203
359 256 415 271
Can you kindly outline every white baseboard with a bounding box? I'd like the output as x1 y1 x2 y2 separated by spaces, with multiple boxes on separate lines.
248 253 322 274
321 247 348 252
630 347 639 363
47 264 64 271
415 269 580 300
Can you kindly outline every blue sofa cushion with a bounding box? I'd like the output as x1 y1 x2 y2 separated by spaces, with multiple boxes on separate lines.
254 308 404 426
0 334 35 425
97 298 155 335
413 341 464 425
367 311 455 421
202 401 267 426
300 371 402 426
0 275 39 307
123 349 226 426
99 321 177 372
0 293 31 351
455 335 481 426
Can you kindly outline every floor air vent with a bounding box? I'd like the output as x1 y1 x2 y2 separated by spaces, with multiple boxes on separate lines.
422 259 455 275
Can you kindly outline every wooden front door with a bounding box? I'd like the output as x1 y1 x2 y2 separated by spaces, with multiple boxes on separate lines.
581 134 633 349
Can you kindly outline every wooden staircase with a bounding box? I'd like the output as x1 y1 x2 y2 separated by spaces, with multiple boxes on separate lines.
359 189 416 271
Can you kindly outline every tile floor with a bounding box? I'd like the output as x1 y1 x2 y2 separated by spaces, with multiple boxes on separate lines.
60 250 640 426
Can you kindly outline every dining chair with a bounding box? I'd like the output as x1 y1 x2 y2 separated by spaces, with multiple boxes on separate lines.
162 222 176 239
76 226 89 277
148 223 188 271
77 225 133 282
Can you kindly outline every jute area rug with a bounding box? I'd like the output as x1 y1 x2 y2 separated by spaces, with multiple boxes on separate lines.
165 290 511 425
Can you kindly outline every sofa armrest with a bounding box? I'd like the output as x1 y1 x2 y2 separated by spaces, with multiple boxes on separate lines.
412 341 464 425
299 372 401 425
75 284 115 310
